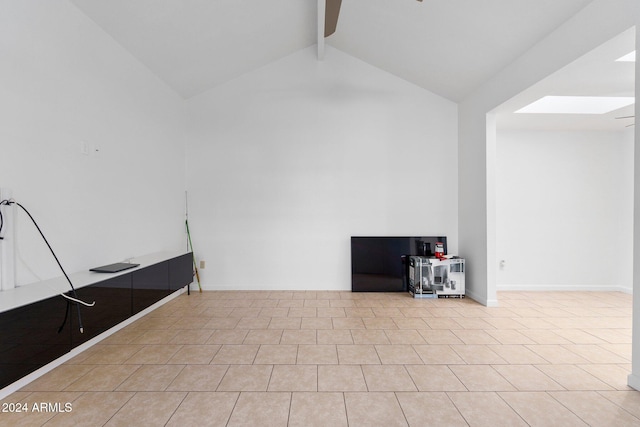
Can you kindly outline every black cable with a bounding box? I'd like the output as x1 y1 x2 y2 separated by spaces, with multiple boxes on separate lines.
58 300 71 334
3 200 88 333
0 199 10 239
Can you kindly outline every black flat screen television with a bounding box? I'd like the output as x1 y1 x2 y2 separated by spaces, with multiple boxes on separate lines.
351 236 447 292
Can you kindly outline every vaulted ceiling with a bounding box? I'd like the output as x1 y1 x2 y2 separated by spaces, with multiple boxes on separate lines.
69 0 595 102
68 0 635 131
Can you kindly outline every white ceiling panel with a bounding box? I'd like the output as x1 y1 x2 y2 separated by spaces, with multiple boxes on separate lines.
70 0 596 102
327 0 594 101
70 0 317 98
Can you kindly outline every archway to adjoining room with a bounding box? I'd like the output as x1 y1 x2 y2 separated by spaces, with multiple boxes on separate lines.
488 28 635 301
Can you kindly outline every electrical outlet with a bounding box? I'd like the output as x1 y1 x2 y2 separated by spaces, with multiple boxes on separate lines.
199 260 205 269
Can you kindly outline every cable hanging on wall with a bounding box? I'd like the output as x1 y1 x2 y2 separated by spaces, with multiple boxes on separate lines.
0 199 94 333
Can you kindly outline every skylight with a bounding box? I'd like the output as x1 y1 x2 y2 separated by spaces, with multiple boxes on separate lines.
616 51 636 62
515 96 635 114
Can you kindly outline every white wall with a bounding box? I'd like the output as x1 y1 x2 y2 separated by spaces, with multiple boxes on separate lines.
630 21 640 392
496 129 634 292
186 45 458 290
0 0 187 285
458 0 639 306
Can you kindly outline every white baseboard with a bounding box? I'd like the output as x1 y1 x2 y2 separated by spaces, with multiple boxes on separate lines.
0 287 187 400
462 288 499 307
628 373 640 391
497 284 633 294
197 283 350 292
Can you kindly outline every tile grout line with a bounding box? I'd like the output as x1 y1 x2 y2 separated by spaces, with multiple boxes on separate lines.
493 390 535 426
595 390 640 423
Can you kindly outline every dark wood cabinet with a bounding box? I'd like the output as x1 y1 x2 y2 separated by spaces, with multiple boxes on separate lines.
0 295 71 387
70 274 133 347
0 252 192 390
169 253 194 292
132 261 170 314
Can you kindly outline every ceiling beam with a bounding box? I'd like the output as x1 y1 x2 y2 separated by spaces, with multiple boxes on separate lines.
325 0 341 37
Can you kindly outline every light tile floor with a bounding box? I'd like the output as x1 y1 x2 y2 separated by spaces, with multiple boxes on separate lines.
1 291 639 426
